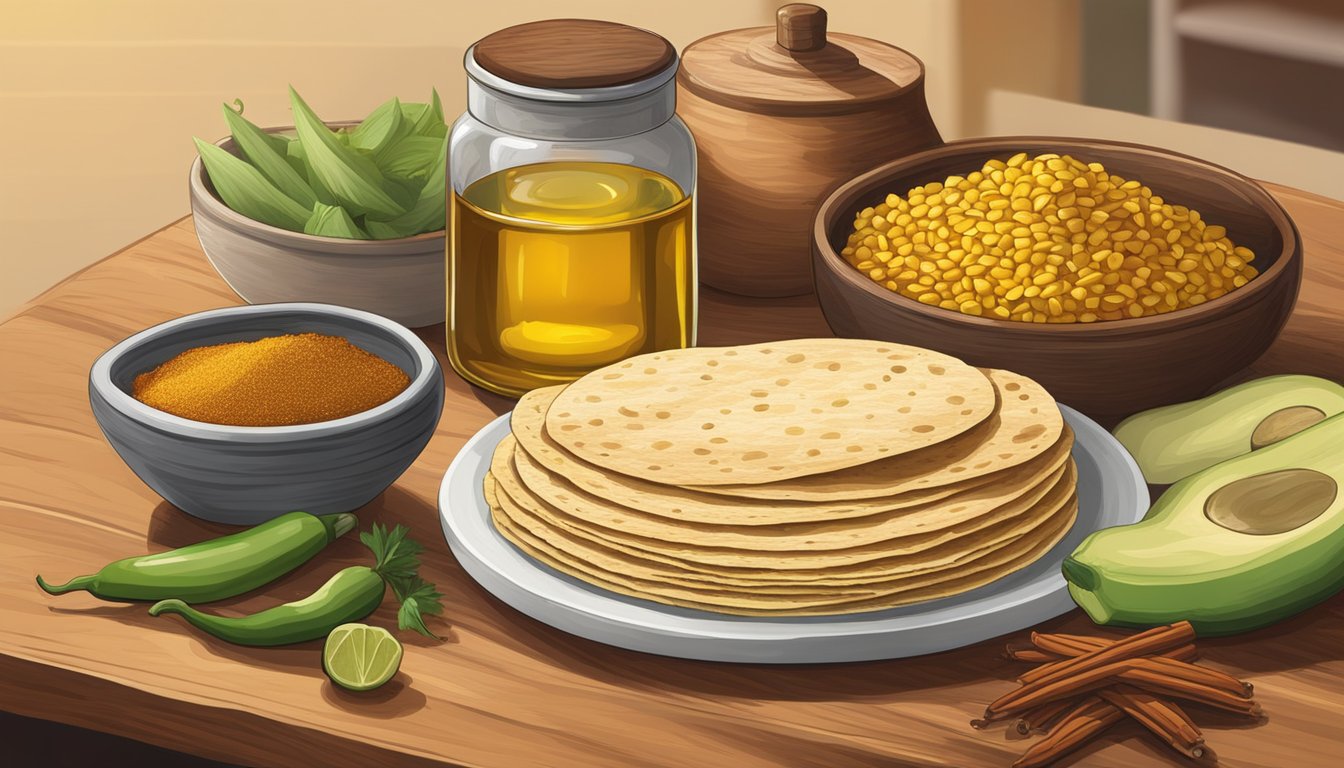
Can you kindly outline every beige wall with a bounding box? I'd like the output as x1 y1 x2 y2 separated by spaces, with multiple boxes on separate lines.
0 1 1109 317
0 0 778 317
823 1 963 136
957 0 1082 136
0 0 994 318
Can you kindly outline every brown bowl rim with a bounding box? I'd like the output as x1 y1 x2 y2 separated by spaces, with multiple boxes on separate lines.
813 136 1301 336
190 120 445 247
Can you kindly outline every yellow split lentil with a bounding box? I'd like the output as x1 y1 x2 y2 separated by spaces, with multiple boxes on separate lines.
840 152 1259 323
133 333 410 426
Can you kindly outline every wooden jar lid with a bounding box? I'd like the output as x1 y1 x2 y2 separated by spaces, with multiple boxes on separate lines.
678 4 925 116
473 19 677 89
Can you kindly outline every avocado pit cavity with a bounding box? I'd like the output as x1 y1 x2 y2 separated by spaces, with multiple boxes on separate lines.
1204 468 1337 535
1250 406 1327 450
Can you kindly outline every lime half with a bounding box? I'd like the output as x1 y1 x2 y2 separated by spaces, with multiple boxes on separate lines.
323 623 403 692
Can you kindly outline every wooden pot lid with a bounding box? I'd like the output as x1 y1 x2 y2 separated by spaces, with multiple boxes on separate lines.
678 4 925 116
473 19 676 89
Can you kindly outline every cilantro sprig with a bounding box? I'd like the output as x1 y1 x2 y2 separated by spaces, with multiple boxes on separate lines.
361 523 444 639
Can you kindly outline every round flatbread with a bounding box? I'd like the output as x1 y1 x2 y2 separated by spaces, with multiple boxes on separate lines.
490 462 1075 588
507 435 1071 552
489 476 1077 615
512 385 994 525
545 339 995 485
688 367 1065 501
491 433 1073 564
487 475 887 596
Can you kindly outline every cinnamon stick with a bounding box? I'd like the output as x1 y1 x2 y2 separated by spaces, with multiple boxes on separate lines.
1002 622 1194 700
1039 632 1111 648
1117 666 1264 718
1012 697 1124 768
1035 621 1193 674
1027 630 1200 663
986 659 1131 721
1027 622 1194 667
1033 630 1200 655
1020 643 1199 684
984 624 1263 766
1098 685 1206 760
1030 633 1104 657
1006 646 1064 664
986 656 1253 722
1127 657 1253 698
1010 698 1076 736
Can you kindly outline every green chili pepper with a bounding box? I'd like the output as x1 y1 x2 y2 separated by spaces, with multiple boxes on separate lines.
36 511 357 603
149 523 444 646
149 566 385 646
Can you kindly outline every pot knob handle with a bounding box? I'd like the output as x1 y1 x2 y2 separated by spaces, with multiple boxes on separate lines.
776 3 827 53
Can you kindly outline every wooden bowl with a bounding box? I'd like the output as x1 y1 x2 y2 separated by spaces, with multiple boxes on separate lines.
812 137 1302 419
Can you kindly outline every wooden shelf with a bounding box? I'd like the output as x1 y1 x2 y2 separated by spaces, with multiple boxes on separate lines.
1173 1 1344 68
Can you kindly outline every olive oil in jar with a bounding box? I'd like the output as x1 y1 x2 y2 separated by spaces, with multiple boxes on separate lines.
449 161 694 396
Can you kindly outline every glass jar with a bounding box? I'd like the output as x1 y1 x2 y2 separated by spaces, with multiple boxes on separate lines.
448 19 697 398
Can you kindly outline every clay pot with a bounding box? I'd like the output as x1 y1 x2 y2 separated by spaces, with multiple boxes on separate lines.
677 3 942 297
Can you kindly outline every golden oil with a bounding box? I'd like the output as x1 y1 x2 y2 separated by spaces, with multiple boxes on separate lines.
449 161 695 397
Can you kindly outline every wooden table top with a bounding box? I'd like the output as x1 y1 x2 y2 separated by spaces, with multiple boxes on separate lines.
2 182 1342 768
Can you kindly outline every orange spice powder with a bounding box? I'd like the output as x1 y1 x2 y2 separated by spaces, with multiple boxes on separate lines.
133 333 411 426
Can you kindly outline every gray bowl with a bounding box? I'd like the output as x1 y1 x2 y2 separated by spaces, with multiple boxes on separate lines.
189 125 446 328
89 303 445 525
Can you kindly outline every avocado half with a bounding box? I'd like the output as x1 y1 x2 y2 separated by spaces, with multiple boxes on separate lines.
1066 410 1344 636
1113 374 1344 484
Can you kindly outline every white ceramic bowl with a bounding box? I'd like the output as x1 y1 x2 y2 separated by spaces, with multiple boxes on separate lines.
189 126 446 328
89 303 444 525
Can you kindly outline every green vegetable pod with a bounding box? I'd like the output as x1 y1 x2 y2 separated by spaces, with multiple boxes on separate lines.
221 102 317 208
348 97 410 158
194 137 312 231
36 511 356 603
305 202 369 239
289 86 406 219
197 86 446 238
150 565 386 646
364 135 447 239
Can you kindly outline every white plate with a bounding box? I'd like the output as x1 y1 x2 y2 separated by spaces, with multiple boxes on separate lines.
438 405 1147 663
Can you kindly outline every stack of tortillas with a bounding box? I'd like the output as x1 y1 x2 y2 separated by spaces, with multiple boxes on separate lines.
484 338 1077 616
